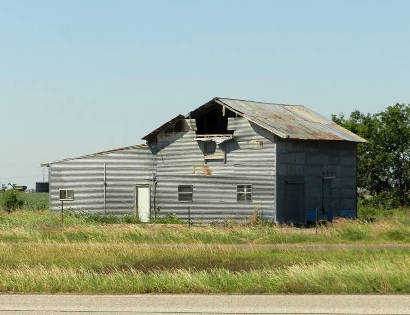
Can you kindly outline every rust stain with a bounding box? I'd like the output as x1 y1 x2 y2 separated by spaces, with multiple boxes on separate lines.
188 119 195 131
202 164 213 175
323 132 344 141
248 140 264 149
192 164 213 175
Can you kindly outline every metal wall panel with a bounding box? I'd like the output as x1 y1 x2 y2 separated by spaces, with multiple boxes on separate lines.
49 146 154 215
276 139 357 223
151 118 276 222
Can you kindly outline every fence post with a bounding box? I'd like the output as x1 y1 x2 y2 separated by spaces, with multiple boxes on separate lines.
61 200 64 226
188 207 191 227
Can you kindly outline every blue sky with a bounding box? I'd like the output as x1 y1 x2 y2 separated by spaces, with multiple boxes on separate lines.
1 0 409 188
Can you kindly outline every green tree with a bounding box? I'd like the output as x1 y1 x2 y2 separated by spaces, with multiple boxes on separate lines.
332 104 410 206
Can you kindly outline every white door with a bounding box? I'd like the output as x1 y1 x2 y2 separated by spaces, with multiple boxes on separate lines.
137 186 150 222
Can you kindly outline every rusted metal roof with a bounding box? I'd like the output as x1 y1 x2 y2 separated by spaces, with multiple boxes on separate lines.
214 98 366 142
41 144 147 166
142 97 366 143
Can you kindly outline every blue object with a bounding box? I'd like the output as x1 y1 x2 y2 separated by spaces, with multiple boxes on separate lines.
307 209 317 222
327 212 334 221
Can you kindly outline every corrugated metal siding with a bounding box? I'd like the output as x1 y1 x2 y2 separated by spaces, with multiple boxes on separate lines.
151 118 276 222
49 146 153 215
276 139 357 223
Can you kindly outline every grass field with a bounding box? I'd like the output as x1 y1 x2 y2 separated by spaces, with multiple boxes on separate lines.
0 192 409 294
0 245 408 294
0 207 408 244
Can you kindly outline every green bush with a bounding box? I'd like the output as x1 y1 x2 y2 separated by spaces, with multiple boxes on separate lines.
152 214 186 224
358 192 401 209
0 190 24 212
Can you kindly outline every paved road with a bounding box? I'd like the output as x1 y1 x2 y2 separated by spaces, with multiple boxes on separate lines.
0 294 409 314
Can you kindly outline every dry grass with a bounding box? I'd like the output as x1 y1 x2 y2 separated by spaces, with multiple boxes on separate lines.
0 207 408 293
0 250 407 294
0 208 408 244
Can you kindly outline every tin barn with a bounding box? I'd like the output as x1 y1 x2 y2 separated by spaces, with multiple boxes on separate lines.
42 97 366 224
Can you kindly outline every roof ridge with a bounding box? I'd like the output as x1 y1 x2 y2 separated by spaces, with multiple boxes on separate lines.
216 96 305 107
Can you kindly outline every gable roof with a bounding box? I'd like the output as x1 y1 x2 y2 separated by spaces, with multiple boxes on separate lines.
41 144 147 167
142 97 366 143
212 97 366 142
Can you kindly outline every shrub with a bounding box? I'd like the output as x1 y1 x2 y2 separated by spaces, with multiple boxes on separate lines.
152 214 186 224
0 190 24 212
358 192 401 209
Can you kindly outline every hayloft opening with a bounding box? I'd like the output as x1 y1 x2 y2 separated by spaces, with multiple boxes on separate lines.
191 102 236 135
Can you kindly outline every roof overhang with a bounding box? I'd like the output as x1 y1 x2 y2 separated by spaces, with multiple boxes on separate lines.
142 114 186 141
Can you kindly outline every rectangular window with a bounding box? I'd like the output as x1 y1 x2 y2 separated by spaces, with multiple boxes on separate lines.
237 185 252 202
59 189 74 201
178 185 193 202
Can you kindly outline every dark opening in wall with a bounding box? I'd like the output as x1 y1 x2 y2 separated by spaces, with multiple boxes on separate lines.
193 104 236 135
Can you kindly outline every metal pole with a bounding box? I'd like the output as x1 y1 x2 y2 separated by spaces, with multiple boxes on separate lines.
188 207 191 227
61 200 64 226
315 207 318 235
103 163 107 215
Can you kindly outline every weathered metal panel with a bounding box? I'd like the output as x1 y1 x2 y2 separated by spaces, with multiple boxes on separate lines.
215 98 366 142
151 118 276 222
48 145 153 215
283 181 305 224
276 139 357 223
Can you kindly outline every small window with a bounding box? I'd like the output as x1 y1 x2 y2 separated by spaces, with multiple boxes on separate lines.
237 185 252 202
59 189 74 201
178 185 193 202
